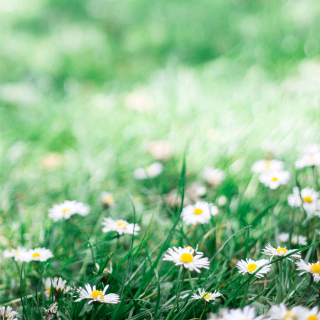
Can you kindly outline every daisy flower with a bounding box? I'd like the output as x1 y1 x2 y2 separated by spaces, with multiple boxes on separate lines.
101 192 115 208
102 218 140 235
269 303 304 320
288 187 319 215
262 243 301 261
295 144 320 169
43 277 68 299
3 247 29 262
26 248 53 262
133 162 163 179
251 159 284 174
219 306 264 320
181 201 218 225
48 200 90 222
279 233 307 246
296 260 320 282
75 284 120 304
258 170 290 189
191 288 221 302
147 141 173 161
95 261 113 274
203 167 226 187
162 246 210 273
236 259 271 278
298 306 320 320
0 306 18 320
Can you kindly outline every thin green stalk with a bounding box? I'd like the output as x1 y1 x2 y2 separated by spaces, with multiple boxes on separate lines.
165 269 186 320
294 274 313 306
240 277 250 307
199 301 206 320
187 270 194 290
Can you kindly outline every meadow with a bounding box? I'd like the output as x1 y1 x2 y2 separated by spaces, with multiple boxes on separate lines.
1 0 320 319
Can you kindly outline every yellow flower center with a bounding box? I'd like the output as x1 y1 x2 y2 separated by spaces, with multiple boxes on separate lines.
310 263 320 275
104 195 114 204
284 311 295 319
271 177 278 181
117 221 127 229
204 293 212 299
32 253 40 258
46 287 51 295
307 316 318 320
91 290 104 299
247 263 258 272
302 196 313 203
180 253 194 263
194 208 203 215
276 247 287 255
62 208 71 214
265 161 270 168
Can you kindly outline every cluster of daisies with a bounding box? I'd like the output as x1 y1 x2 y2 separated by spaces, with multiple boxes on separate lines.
252 144 320 190
3 247 53 262
207 305 320 320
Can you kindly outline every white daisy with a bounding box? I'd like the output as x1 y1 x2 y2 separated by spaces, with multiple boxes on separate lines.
75 283 120 304
279 233 308 246
181 201 218 225
258 170 290 189
269 304 304 320
219 306 264 320
295 144 320 169
0 306 18 320
251 159 284 174
101 218 140 235
296 260 320 282
26 248 53 262
299 306 320 320
48 200 90 222
288 187 319 215
95 261 113 274
3 247 29 262
203 167 226 187
133 162 163 179
236 258 271 278
43 277 67 299
262 243 301 261
101 192 115 207
162 246 210 273
147 141 173 161
191 288 221 302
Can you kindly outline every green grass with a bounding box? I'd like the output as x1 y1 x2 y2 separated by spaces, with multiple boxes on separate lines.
1 0 320 318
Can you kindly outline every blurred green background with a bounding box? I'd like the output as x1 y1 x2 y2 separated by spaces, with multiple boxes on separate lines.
1 0 320 227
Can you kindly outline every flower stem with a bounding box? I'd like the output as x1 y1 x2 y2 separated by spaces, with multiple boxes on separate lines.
240 277 250 307
295 274 313 306
165 268 186 320
187 270 194 290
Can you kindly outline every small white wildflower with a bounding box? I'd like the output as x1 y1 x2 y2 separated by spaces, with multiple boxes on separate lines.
102 218 140 235
236 258 271 278
296 260 320 283
162 246 210 273
288 187 320 215
101 192 115 207
181 201 218 225
26 248 53 262
268 303 304 320
133 162 163 179
203 167 226 187
75 283 120 304
279 233 307 246
3 247 29 262
258 170 290 189
191 288 221 302
262 243 301 261
251 159 284 174
48 200 90 221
